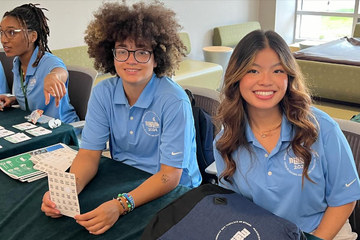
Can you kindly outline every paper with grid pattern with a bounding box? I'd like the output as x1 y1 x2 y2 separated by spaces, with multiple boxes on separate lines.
48 169 80 217
32 146 77 172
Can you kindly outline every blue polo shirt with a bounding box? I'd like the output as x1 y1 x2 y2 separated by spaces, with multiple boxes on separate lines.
0 61 9 94
12 47 79 123
214 107 360 232
81 74 201 188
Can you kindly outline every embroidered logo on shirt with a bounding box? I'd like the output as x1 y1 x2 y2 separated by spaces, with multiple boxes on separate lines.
29 78 36 85
215 221 260 240
142 111 160 137
171 151 182 156
345 178 357 187
283 146 318 177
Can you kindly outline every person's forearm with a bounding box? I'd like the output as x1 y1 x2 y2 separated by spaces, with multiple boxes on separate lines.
128 165 182 208
313 201 356 240
49 67 68 84
70 149 102 194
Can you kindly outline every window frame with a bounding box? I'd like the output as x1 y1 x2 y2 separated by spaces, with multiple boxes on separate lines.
294 0 360 42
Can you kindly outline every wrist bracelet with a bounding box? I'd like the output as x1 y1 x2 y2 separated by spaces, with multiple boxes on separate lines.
113 196 127 215
117 193 135 212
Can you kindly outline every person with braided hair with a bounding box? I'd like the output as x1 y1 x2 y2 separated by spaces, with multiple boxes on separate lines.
0 3 78 123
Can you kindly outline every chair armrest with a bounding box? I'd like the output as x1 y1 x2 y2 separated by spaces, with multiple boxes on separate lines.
69 120 86 129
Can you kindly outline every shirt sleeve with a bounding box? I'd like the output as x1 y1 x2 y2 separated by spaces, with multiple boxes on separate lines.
80 84 110 150
159 98 195 169
0 61 9 94
324 123 360 206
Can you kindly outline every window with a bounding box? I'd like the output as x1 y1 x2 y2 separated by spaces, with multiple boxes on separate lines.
295 0 360 41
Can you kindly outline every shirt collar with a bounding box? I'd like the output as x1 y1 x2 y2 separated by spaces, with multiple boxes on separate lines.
13 46 39 76
114 73 157 108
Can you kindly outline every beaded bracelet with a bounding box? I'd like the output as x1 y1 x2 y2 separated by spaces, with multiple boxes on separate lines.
113 196 127 215
118 193 135 212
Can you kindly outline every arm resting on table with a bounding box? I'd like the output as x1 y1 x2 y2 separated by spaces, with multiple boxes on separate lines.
70 148 102 194
129 164 182 208
313 201 356 240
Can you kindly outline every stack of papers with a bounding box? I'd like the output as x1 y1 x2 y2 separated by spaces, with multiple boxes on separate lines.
0 143 80 217
0 143 77 182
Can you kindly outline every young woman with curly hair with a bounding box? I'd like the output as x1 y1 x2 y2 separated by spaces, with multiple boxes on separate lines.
41 1 201 235
0 4 78 123
214 30 360 239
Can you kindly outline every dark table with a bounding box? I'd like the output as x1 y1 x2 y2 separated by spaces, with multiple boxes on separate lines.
0 154 190 240
0 107 78 159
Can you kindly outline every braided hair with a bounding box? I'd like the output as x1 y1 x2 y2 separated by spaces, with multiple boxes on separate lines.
3 3 51 67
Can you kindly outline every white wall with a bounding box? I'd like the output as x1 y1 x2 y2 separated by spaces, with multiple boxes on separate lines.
0 0 259 61
259 0 297 44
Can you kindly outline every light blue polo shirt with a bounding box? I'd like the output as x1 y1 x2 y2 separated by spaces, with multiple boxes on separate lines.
12 47 79 123
214 107 360 232
0 61 9 94
81 74 202 188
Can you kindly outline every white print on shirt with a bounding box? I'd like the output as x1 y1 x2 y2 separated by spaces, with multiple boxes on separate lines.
345 178 357 187
283 146 317 177
29 78 36 85
215 221 260 240
231 228 250 240
142 111 160 137
171 151 182 156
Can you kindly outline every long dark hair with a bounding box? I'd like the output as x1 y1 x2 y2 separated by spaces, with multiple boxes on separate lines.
4 3 51 67
215 30 318 186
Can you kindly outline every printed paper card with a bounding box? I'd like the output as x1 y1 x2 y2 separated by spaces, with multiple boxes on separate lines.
4 133 31 143
48 170 80 218
12 122 37 131
0 153 42 180
26 127 52 136
0 129 15 138
32 146 77 172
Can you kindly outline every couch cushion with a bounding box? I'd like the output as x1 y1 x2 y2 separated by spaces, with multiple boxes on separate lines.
297 59 360 105
213 21 261 47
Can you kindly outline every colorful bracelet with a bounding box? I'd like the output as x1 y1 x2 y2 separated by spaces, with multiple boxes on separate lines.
118 193 135 212
113 196 127 215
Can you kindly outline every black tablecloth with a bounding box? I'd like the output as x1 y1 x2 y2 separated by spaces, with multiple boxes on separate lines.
0 107 78 159
0 154 190 240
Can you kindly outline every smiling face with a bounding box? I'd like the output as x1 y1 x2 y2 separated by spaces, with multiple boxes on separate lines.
114 38 157 89
239 47 288 114
0 16 36 59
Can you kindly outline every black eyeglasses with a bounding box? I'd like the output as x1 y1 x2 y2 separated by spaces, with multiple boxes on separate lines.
112 48 153 63
0 29 31 39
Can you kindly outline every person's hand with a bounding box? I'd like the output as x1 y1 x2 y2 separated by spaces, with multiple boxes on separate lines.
74 199 121 235
41 191 63 218
0 95 16 111
43 72 66 107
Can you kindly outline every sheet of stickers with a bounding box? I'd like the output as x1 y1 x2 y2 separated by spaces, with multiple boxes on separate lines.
0 143 80 217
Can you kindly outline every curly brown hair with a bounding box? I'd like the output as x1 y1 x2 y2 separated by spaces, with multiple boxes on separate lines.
84 0 186 77
215 30 319 187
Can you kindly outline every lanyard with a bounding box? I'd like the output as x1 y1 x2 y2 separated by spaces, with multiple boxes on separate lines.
19 66 29 111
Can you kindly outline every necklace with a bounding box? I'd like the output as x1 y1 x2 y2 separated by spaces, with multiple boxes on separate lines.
254 122 282 138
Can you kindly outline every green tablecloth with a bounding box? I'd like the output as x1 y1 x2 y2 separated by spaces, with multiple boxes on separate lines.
0 108 78 159
0 154 190 240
